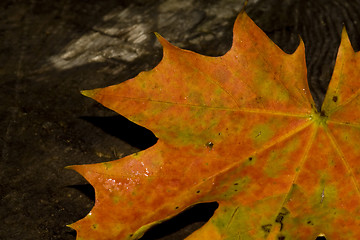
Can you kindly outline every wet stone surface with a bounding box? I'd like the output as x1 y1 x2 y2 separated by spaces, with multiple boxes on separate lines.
1 0 359 239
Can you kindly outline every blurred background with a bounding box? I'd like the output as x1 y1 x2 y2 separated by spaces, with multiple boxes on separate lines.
1 0 359 239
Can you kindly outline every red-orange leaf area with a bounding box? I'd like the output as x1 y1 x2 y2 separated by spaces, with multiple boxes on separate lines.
68 12 360 240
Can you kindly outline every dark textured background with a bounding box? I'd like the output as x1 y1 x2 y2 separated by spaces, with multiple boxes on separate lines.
1 0 360 239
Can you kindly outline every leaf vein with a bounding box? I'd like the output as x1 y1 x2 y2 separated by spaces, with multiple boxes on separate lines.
267 122 318 237
117 96 310 117
325 126 360 199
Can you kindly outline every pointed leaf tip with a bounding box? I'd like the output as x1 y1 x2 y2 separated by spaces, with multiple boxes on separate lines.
64 165 71 170
66 224 74 229
340 26 353 51
64 165 84 175
81 89 101 99
64 165 75 170
241 0 248 13
341 25 348 40
299 36 305 49
293 35 306 57
154 31 162 39
154 32 173 48
64 165 85 175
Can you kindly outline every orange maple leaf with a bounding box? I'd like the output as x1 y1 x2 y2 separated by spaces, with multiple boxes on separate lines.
68 11 360 240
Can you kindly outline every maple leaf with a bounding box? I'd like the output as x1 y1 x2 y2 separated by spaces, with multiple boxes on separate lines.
68 11 360 240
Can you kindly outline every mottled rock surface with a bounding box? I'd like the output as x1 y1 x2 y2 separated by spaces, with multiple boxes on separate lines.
1 0 359 239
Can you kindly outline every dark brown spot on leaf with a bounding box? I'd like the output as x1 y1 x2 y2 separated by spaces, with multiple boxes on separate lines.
261 224 272 233
206 142 214 149
255 96 262 103
332 96 338 102
275 207 289 231
278 235 285 240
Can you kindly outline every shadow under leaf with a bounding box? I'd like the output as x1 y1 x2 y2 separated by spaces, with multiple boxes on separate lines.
140 202 219 240
67 184 95 202
81 115 158 150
